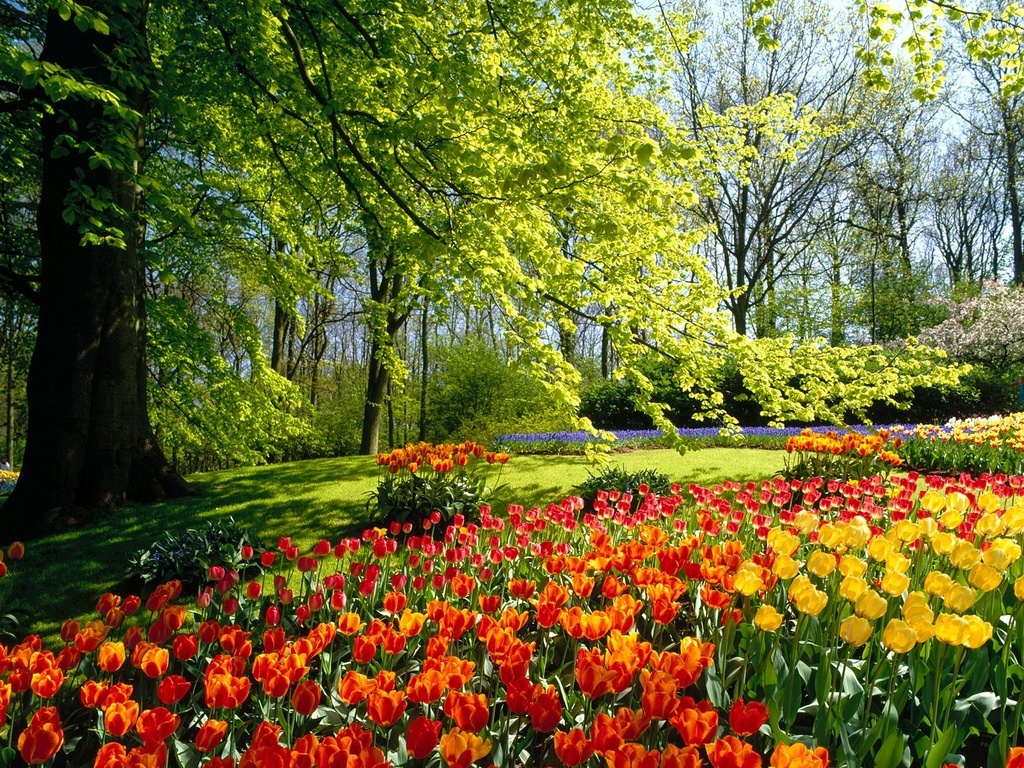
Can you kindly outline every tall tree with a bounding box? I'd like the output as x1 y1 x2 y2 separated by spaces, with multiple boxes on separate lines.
672 0 860 337
1 3 193 538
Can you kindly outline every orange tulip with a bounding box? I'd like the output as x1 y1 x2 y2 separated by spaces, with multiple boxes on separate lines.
338 671 376 705
292 679 323 717
367 688 407 728
661 744 703 768
604 742 661 768
439 728 491 768
554 729 594 766
575 647 616 699
640 669 679 720
769 742 830 768
671 700 719 747
104 699 140 738
706 735 762 768
98 641 127 673
399 610 426 637
135 706 181 746
528 684 562 733
445 691 490 732
17 707 63 765
30 666 64 699
195 719 229 752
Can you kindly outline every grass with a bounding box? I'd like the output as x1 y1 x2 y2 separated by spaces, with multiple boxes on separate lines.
4 447 785 644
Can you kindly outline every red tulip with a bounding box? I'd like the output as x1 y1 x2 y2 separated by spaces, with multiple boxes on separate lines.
406 716 442 759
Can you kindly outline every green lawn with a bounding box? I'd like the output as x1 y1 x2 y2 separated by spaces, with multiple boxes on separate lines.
5 447 785 643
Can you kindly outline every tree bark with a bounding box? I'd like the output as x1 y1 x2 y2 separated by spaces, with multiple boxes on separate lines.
0 3 189 541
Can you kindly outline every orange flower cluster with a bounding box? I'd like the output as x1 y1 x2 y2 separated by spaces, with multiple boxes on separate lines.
376 441 508 474
785 429 902 467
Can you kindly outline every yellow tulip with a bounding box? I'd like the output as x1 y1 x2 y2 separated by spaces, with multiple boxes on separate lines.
885 552 912 574
1002 504 1024 535
754 604 783 632
935 613 969 646
768 529 800 557
855 590 888 620
949 540 982 570
793 511 818 535
943 584 976 614
939 509 963 530
901 591 934 625
839 615 872 647
920 490 945 513
733 567 764 597
839 575 869 602
975 511 1005 538
977 491 1001 514
1015 574 1024 601
909 619 935 643
806 551 837 578
817 523 844 550
892 520 922 543
838 555 868 578
843 518 872 549
968 562 1002 592
924 571 954 598
794 588 828 617
945 492 969 514
929 532 956 555
984 539 1021 571
788 575 814 601
772 554 800 580
867 537 893 563
918 517 938 538
881 618 918 653
881 571 911 597
963 615 993 649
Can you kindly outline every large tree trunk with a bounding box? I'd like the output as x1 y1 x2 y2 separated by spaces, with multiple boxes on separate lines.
1 3 189 541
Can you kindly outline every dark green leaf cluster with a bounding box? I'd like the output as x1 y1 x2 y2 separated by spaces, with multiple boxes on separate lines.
126 518 265 588
368 470 491 532
573 465 672 512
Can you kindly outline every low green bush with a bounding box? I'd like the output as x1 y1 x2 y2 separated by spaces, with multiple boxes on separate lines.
126 518 265 588
367 442 508 533
573 465 672 511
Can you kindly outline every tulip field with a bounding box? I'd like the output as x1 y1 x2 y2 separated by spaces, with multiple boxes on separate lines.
4 427 1024 767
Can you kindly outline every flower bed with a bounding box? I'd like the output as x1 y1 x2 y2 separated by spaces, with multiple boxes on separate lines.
4 470 1024 766
492 426 903 455
892 413 1024 476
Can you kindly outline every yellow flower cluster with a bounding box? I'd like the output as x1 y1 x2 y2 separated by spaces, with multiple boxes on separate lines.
749 480 1024 655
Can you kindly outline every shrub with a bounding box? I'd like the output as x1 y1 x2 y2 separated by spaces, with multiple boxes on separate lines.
126 518 265 588
426 340 569 444
367 441 509 532
573 465 672 511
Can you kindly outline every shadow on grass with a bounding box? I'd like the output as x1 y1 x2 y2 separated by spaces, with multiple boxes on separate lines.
9 455 381 641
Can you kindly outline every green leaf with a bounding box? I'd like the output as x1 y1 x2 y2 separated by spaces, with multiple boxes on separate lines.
924 725 958 768
875 731 907 768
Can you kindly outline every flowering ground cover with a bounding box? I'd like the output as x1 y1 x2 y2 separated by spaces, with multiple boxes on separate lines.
493 426 906 455
4 460 1024 766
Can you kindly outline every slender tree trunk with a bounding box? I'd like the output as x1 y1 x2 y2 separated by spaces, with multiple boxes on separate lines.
418 299 429 442
1005 114 1024 285
1 3 189 541
360 341 391 455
